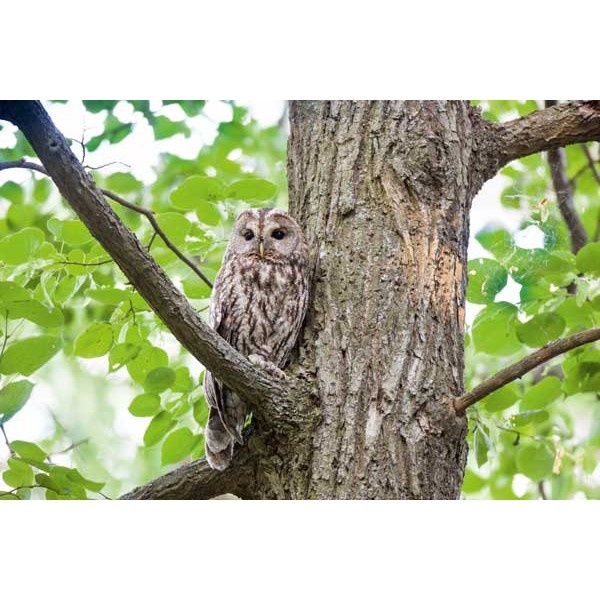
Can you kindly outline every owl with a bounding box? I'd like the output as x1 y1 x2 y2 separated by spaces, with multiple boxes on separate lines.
203 207 309 470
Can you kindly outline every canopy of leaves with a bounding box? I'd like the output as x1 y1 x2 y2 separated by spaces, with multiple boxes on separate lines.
464 101 600 499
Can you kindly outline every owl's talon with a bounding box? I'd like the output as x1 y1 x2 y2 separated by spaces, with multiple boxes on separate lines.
248 354 287 379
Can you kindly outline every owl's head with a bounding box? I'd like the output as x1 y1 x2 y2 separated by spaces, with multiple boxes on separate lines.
228 208 307 263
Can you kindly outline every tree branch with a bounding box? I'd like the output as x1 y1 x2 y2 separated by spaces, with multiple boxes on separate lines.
0 100 313 434
494 100 600 168
121 446 260 500
0 159 213 289
453 328 600 414
580 143 600 185
545 101 588 254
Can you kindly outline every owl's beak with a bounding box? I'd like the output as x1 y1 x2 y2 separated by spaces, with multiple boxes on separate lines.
258 240 265 257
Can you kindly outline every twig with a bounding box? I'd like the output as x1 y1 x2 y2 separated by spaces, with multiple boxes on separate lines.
0 310 8 363
538 481 547 500
84 160 131 171
453 327 600 414
0 159 212 289
545 101 588 254
0 485 39 498
580 143 600 185
146 231 157 251
52 438 90 456
101 189 213 289
0 423 11 451
56 259 113 267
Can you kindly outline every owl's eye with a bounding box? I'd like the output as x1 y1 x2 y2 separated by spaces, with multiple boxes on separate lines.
243 230 254 241
271 229 285 240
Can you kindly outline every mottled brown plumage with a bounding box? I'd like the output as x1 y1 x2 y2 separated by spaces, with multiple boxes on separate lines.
204 208 309 470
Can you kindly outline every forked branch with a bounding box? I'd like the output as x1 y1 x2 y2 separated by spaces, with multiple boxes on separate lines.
454 328 600 414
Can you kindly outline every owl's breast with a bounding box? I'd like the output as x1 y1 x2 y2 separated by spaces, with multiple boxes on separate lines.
220 256 307 365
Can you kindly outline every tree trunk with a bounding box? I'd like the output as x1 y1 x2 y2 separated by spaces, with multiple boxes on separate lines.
282 100 479 498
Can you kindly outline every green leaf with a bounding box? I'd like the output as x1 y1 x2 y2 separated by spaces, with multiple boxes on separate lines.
3 299 64 327
143 411 176 446
0 380 34 424
152 115 191 140
7 204 37 228
471 302 521 356
195 203 222 226
47 217 92 246
0 227 45 265
153 212 191 245
0 281 31 302
127 344 169 384
182 275 212 299
482 382 520 412
2 457 34 488
520 376 562 410
87 287 132 305
61 467 104 493
35 472 63 494
105 172 143 194
82 100 118 113
105 115 133 144
164 100 206 117
33 177 51 203
576 242 600 276
193 398 209 426
172 366 194 393
511 249 576 287
74 323 113 358
516 445 554 481
474 427 490 468
170 176 226 209
128 393 161 417
10 440 47 461
0 336 61 375
516 313 565 348
461 469 487 493
108 343 140 372
225 178 277 201
161 427 195 465
0 181 24 203
511 409 549 428
467 258 508 304
144 367 176 393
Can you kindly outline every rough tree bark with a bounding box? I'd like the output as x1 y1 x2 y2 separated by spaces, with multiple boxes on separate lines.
1 100 600 500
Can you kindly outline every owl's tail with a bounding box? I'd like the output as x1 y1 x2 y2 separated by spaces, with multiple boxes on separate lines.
205 407 234 471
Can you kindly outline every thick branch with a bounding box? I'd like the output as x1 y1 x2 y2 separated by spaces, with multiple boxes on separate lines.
121 446 260 500
0 101 312 432
494 101 600 168
545 101 588 254
454 328 600 414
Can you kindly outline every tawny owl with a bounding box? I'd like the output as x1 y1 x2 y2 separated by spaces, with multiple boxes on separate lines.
203 207 309 470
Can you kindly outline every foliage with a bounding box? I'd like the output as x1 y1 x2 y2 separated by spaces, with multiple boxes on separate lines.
0 100 286 498
1 100 599 499
464 101 600 498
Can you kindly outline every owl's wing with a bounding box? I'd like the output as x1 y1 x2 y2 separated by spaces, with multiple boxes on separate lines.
203 273 244 445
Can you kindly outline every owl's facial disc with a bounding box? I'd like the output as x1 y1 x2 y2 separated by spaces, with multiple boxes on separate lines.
232 208 302 262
